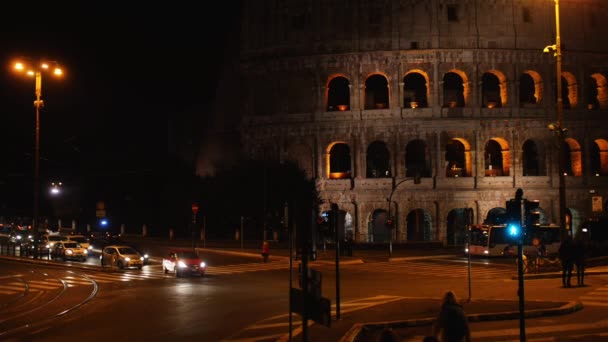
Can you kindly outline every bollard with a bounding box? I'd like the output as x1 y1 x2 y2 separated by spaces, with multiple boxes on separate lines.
120 224 125 236
169 228 174 240
142 224 148 237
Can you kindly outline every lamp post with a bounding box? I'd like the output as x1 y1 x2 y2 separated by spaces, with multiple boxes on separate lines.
545 0 568 241
386 176 421 257
13 59 63 257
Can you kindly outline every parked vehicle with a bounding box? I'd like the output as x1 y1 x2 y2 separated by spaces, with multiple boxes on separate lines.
52 241 88 261
162 249 206 277
100 245 144 270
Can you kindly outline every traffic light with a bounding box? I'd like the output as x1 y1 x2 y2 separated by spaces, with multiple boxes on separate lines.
506 199 523 240
507 222 522 238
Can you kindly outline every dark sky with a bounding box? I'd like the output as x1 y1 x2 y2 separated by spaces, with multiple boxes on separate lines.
0 3 243 217
1 3 242 182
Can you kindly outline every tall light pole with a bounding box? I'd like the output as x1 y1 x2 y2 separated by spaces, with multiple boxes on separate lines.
545 0 568 241
13 59 63 257
386 175 420 257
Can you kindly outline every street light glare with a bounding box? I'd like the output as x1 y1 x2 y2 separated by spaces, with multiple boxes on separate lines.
54 68 63 76
41 63 49 69
14 62 24 71
26 70 35 76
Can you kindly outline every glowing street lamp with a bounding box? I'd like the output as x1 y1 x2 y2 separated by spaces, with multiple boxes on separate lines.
50 182 63 195
12 58 64 257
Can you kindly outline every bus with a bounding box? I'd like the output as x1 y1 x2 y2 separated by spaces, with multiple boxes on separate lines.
466 224 561 257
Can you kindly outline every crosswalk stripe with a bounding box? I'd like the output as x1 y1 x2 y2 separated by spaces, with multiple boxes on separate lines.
0 290 16 295
7 282 58 290
338 261 510 278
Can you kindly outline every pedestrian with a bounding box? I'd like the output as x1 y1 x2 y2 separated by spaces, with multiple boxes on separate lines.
261 240 270 263
433 290 471 342
558 235 575 287
376 327 400 342
573 235 587 287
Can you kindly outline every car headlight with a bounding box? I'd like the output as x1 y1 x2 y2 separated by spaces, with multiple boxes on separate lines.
125 257 131 262
84 250 88 254
178 261 187 268
200 262 206 268
88 246 93 250
46 244 50 248
66 250 73 254
139 257 144 261
16 236 22 240
144 254 149 259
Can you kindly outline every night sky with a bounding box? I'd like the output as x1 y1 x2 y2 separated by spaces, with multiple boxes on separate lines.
0 3 242 219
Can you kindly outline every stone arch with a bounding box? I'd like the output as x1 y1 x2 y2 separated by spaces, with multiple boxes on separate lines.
590 138 608 176
589 73 608 110
364 73 390 109
327 142 351 179
521 70 543 105
405 139 432 177
561 138 582 176
482 70 507 108
522 139 546 176
285 142 314 178
446 208 470 245
445 138 472 177
368 208 389 242
484 137 510 176
403 69 430 108
443 70 469 107
406 209 433 241
366 140 391 178
485 207 507 225
562 71 578 109
326 74 351 111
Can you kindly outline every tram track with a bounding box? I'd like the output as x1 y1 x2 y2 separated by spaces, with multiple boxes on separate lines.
0 269 99 338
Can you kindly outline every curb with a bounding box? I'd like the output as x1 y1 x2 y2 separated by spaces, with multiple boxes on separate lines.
195 247 290 261
512 270 608 280
338 300 583 342
388 254 455 262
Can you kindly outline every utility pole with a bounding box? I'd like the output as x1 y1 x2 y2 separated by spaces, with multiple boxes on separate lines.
332 203 341 320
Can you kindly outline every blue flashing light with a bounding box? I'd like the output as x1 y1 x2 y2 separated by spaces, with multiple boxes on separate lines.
100 219 108 226
508 223 521 237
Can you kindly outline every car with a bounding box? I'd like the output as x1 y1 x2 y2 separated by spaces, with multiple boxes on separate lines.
66 235 93 251
100 245 144 270
51 241 88 261
162 249 206 277
42 234 68 250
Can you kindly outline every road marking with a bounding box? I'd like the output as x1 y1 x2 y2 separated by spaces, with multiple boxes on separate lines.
339 260 512 279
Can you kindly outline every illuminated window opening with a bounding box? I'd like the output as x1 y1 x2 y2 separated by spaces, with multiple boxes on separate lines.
403 71 428 108
327 142 351 179
326 76 351 112
445 138 471 177
561 138 582 176
443 71 467 108
591 139 608 176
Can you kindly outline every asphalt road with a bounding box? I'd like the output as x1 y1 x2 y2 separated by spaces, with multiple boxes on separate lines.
1 240 607 341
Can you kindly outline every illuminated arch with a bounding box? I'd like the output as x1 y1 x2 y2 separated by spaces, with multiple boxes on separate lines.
484 137 511 176
562 71 579 108
562 138 582 176
326 74 351 111
445 138 472 177
592 138 608 176
326 141 351 179
403 69 430 108
590 73 608 109
485 69 508 107
522 70 543 104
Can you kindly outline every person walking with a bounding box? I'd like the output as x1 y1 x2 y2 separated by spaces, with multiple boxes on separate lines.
261 240 270 263
433 290 471 342
558 235 575 287
573 235 587 287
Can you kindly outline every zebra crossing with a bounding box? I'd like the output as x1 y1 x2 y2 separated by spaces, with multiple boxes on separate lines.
578 284 608 307
0 261 295 296
338 259 514 279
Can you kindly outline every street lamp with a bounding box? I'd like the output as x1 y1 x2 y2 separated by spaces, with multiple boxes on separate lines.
544 0 568 241
386 175 421 257
12 58 64 257
50 182 63 196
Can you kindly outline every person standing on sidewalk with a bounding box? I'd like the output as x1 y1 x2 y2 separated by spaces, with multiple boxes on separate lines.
261 240 270 263
559 235 575 287
432 290 471 342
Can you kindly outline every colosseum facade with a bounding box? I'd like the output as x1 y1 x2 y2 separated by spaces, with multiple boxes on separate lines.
211 0 608 245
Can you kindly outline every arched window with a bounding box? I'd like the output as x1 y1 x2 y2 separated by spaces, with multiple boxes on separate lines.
587 76 600 110
522 140 543 176
364 74 389 109
405 139 431 177
407 209 433 241
403 72 428 108
485 140 504 175
366 141 391 178
481 73 501 108
443 72 465 107
520 73 537 105
327 76 350 111
590 139 608 176
561 138 582 176
445 139 471 177
588 73 608 110
328 143 351 179
558 72 578 109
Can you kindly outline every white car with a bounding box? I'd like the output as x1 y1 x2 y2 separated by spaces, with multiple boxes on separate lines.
42 234 68 249
52 241 88 261
66 235 92 251
100 245 144 270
